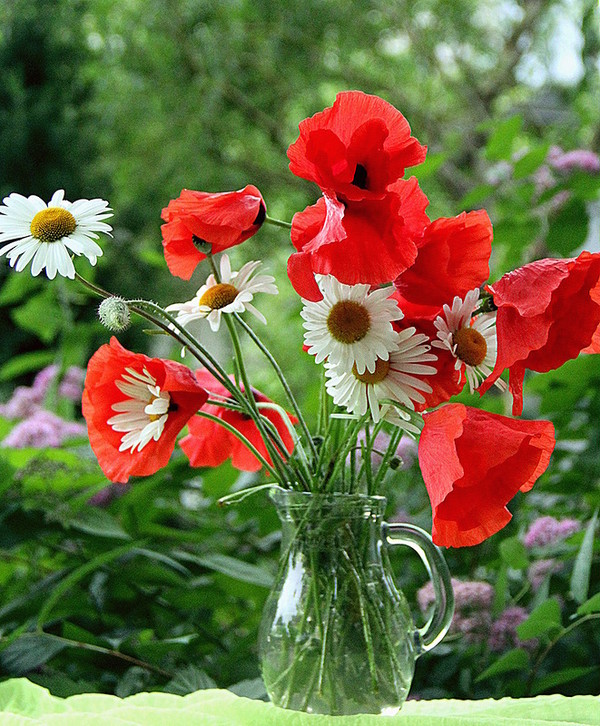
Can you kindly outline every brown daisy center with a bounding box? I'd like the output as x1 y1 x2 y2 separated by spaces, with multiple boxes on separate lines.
327 301 371 344
199 283 238 310
453 327 487 367
352 357 390 384
30 207 77 243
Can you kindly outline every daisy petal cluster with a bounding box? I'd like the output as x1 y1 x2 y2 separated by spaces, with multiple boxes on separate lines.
166 253 277 332
0 190 112 279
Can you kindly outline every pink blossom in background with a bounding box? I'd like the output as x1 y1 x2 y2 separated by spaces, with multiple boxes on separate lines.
58 366 85 402
523 516 581 549
527 558 561 589
0 385 44 419
32 365 59 394
488 606 537 653
548 147 600 174
418 578 494 643
1 410 86 449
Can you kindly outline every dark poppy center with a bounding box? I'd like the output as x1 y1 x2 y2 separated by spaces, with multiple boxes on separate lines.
352 163 368 189
253 203 266 227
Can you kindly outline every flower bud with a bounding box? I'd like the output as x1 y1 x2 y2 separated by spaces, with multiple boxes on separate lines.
98 297 131 332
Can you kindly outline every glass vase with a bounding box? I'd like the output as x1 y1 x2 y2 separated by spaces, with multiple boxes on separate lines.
258 490 454 715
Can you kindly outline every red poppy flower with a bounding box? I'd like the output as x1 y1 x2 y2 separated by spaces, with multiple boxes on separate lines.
395 210 492 308
478 252 600 414
288 91 426 201
391 292 465 410
82 337 208 484
288 178 430 300
418 404 555 548
180 370 296 472
160 185 266 280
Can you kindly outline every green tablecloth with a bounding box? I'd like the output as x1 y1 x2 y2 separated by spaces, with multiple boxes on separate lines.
0 679 598 725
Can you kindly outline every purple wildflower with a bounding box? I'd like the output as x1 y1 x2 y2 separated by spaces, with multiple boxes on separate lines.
550 149 600 174
489 606 537 653
524 516 581 549
527 559 561 589
0 386 43 419
2 410 86 449
418 578 494 643
32 365 59 395
58 366 85 402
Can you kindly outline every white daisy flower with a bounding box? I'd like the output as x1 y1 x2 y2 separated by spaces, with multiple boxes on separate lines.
301 275 403 375
433 288 507 394
325 327 437 428
166 254 277 332
107 367 171 453
0 190 112 280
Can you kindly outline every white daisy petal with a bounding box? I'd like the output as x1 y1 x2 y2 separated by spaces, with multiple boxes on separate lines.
0 189 112 279
167 257 277 332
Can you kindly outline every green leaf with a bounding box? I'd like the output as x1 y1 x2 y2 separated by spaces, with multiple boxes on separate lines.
164 665 217 695
459 183 496 209
570 509 598 604
546 198 589 256
175 551 273 587
11 288 63 344
475 648 529 682
485 115 523 161
0 350 56 381
532 666 599 696
228 678 268 700
513 144 550 180
68 508 132 540
0 634 67 675
499 537 529 570
577 592 600 615
516 598 562 640
0 272 42 306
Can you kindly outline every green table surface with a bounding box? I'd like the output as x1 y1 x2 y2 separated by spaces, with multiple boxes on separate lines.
0 679 598 725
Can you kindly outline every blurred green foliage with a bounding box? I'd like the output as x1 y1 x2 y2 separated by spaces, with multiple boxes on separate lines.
0 0 599 703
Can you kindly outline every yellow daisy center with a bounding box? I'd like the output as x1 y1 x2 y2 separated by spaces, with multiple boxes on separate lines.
352 357 390 384
327 301 371 344
199 283 238 310
453 327 487 367
30 207 77 243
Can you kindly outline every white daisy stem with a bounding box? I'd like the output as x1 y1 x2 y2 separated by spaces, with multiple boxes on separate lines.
370 422 402 494
233 313 318 462
323 414 370 492
256 402 313 482
193 410 279 479
73 272 240 402
264 215 292 230
222 312 298 486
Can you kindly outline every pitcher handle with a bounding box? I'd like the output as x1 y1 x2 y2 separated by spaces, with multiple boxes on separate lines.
383 522 454 654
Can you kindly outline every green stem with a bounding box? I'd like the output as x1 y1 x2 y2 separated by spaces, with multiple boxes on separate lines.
233 313 317 463
265 215 292 230
194 410 279 478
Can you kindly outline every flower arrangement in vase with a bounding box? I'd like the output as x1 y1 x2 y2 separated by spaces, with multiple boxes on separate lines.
2 90 599 715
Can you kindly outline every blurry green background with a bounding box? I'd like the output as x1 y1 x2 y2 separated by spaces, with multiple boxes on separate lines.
0 0 599 704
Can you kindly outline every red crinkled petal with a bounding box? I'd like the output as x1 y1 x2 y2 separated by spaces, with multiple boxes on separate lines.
288 91 426 199
287 179 429 296
419 404 555 548
180 370 296 472
82 338 208 484
479 252 600 413
160 186 265 279
395 210 492 307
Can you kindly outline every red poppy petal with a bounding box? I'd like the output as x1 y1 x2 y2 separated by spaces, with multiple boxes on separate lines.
161 219 204 280
83 339 208 483
395 210 492 307
419 405 555 548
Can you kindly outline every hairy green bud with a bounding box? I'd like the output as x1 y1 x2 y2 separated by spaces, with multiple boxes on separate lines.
98 297 131 332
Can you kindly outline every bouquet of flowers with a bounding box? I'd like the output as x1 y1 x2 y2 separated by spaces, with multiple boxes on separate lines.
2 91 599 714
